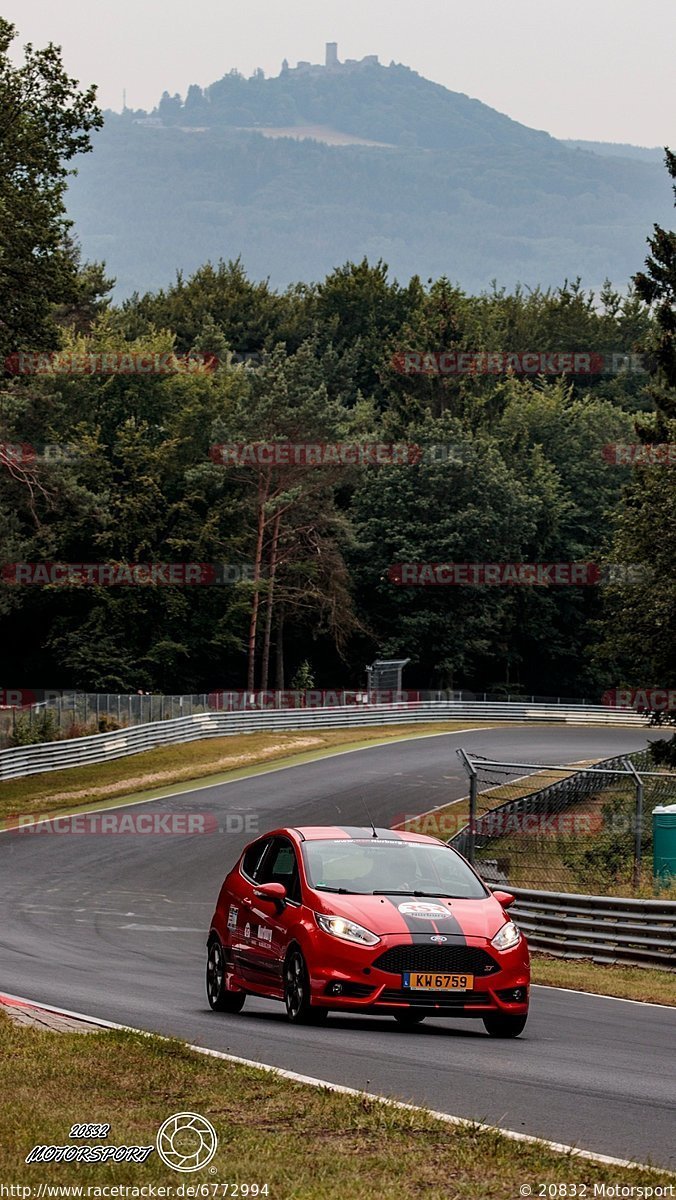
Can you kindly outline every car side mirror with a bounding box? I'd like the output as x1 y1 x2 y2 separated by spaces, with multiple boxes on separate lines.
254 881 287 911
492 889 515 909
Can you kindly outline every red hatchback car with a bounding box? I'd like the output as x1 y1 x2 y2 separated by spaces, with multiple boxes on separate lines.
207 826 530 1036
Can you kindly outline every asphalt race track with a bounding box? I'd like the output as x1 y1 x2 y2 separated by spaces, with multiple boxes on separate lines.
1 726 675 1168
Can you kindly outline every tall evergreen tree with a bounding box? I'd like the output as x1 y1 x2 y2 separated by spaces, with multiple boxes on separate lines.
599 151 676 740
0 19 102 360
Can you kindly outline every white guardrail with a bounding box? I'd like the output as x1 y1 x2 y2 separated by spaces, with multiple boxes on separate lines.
0 701 646 781
509 887 676 971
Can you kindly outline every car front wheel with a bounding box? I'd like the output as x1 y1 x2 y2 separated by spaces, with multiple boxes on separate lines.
482 1013 527 1038
206 938 246 1013
284 948 327 1025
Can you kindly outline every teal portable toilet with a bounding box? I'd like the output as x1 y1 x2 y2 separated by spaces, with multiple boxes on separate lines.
653 804 676 886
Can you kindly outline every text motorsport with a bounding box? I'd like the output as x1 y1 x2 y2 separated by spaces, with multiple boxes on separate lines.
25 1144 154 1164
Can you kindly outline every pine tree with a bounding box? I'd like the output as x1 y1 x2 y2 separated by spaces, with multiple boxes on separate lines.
600 150 676 755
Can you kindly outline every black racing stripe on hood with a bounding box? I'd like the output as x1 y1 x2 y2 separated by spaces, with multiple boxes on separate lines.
382 895 467 941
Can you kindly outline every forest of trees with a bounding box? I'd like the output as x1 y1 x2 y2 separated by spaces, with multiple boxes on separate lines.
1 17 674 712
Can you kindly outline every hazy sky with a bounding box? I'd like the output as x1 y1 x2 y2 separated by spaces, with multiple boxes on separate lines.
5 0 675 145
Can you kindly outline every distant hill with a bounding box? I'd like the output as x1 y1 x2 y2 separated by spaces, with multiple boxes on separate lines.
65 58 674 297
562 140 665 163
166 60 556 153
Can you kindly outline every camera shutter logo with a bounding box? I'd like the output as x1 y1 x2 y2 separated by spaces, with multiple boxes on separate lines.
156 1112 218 1172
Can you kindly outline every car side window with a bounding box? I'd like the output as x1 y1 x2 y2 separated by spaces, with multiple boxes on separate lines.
241 838 272 883
257 837 302 904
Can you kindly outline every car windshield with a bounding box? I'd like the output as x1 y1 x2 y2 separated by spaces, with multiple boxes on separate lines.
301 838 488 898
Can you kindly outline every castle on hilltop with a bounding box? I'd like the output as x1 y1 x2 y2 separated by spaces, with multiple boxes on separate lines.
281 43 379 76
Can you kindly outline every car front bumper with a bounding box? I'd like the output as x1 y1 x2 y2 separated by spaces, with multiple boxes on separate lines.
307 933 530 1016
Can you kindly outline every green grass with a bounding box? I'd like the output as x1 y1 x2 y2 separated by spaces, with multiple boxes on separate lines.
0 1012 672 1195
531 954 676 1005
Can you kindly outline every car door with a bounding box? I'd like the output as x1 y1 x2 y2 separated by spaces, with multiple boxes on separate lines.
247 836 303 991
230 835 275 988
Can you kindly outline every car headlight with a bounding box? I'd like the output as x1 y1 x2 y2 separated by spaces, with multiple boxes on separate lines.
315 913 380 946
491 920 521 952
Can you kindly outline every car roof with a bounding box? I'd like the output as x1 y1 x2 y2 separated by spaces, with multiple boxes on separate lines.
288 825 442 844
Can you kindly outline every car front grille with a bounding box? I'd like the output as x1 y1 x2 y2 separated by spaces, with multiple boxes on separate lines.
373 945 499 976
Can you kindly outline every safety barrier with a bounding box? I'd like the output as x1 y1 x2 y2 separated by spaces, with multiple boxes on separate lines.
508 886 676 970
0 701 646 782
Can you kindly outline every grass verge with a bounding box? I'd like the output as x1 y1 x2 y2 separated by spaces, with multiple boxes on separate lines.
531 954 676 1006
0 1011 671 1196
0 721 487 826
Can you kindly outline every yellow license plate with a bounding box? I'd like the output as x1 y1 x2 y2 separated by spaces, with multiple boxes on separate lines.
403 972 474 991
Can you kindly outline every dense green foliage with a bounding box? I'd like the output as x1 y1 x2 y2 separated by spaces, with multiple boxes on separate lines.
0 18 101 362
0 249 662 697
601 150 676 754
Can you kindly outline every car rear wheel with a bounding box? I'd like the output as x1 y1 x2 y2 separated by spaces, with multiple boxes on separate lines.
284 948 328 1025
206 938 246 1013
393 1011 426 1028
482 1013 527 1038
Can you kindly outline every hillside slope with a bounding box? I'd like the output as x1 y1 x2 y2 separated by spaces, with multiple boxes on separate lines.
65 61 674 296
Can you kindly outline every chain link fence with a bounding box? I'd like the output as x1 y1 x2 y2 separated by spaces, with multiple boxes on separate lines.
453 749 676 894
0 693 214 747
0 691 397 747
0 688 622 749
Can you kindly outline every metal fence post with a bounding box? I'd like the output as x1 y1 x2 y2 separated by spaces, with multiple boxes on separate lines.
634 776 644 888
457 748 478 865
623 757 644 889
468 773 478 865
